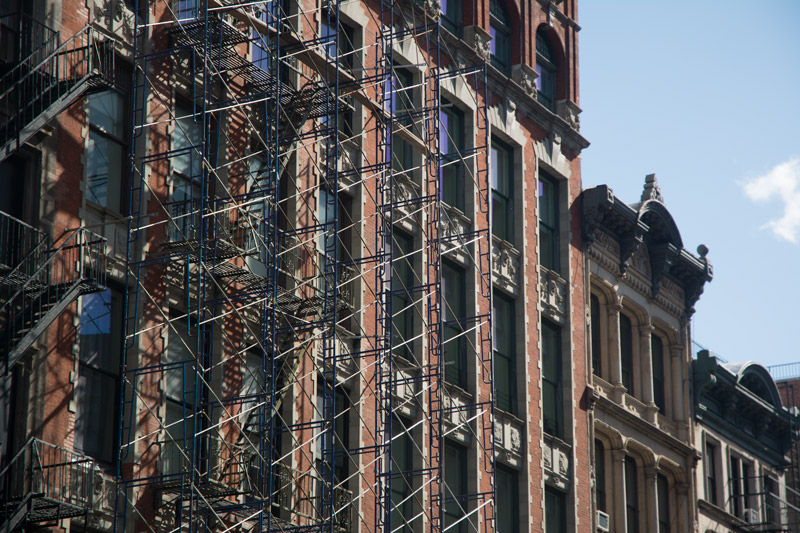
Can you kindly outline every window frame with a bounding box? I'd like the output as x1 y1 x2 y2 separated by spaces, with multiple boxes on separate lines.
86 89 128 214
538 170 560 273
541 318 563 438
444 441 469 533
595 439 607 513
657 473 671 533
652 333 667 415
443 260 467 388
392 229 416 362
496 465 519 533
491 139 514 244
625 456 640 533
705 439 719 506
590 293 602 377
440 99 466 212
620 313 634 395
545 485 567 533
493 290 516 414
489 0 512 74
390 417 414 533
535 29 557 112
440 0 462 36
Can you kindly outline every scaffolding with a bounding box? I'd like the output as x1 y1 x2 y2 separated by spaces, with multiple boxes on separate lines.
119 0 495 531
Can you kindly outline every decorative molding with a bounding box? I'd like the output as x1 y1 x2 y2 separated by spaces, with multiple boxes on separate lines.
543 434 571 491
491 236 520 296
540 267 567 325
512 64 539 99
463 25 492 62
494 411 524 468
556 99 581 131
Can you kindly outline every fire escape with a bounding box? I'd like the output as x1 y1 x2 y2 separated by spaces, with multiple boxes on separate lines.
0 12 113 532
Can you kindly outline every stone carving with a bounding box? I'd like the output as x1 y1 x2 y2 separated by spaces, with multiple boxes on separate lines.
492 237 520 295
464 26 492 62
513 65 539 98
556 100 582 131
543 434 571 490
640 173 665 204
540 267 567 323
424 0 442 20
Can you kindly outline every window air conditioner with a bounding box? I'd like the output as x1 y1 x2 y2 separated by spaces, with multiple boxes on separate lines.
596 510 610 532
744 508 760 524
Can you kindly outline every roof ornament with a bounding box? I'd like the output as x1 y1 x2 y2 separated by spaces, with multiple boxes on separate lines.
640 173 664 204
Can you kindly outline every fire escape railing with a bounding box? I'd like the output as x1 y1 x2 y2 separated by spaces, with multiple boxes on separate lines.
0 22 114 161
0 438 97 531
0 223 107 370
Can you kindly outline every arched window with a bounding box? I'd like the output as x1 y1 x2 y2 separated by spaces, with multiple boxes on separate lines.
625 457 640 533
489 0 511 73
536 29 557 111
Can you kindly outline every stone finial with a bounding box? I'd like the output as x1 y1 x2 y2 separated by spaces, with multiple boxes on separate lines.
640 173 664 204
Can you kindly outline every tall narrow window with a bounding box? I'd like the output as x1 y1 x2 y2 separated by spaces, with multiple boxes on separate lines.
489 0 511 73
390 418 414 533
444 442 468 533
440 100 465 211
620 314 634 395
705 442 718 505
652 334 666 414
542 319 562 438
730 456 742 517
493 291 516 414
536 30 557 112
595 440 606 513
491 140 513 244
392 230 416 362
440 0 462 35
545 486 566 533
75 288 122 464
538 171 560 272
657 474 670 533
163 315 198 474
171 102 203 241
87 91 127 213
496 466 519 533
591 294 602 377
443 261 467 388
625 457 640 533
175 0 198 21
391 67 415 178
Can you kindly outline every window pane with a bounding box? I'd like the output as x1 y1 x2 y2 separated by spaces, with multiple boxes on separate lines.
493 293 515 413
74 367 116 463
86 131 123 211
538 174 559 272
444 443 467 533
595 440 606 512
545 486 566 533
491 142 513 243
625 457 639 533
89 91 125 137
79 289 121 373
174 104 203 177
591 294 601 376
652 334 666 414
496 467 518 533
542 320 561 437
657 474 670 533
620 314 634 394
391 419 413 532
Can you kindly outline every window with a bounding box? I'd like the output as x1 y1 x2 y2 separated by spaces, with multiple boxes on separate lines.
542 319 562 438
318 187 352 262
163 315 199 474
390 66 416 178
489 0 511 73
496 466 518 533
493 291 516 413
440 0 462 35
171 102 203 241
625 457 639 533
705 442 719 505
620 313 634 395
443 261 467 388
392 230 416 361
595 440 607 513
390 418 414 533
491 140 513 244
75 288 122 464
241 350 264 431
173 102 203 179
535 30 557 112
590 294 602 377
444 442 468 533
440 100 465 211
175 0 198 21
657 474 670 533
730 456 754 519
244 154 269 256
538 171 560 272
321 14 355 71
86 91 127 213
765 475 780 525
545 486 566 533
652 334 666 414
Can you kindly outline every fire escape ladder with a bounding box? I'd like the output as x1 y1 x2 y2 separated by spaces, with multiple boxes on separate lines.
0 438 97 532
0 226 107 370
0 23 115 162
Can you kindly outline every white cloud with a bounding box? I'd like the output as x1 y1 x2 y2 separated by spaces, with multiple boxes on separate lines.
742 157 800 243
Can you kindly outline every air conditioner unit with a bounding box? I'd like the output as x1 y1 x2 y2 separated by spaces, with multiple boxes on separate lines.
596 510 610 532
744 508 760 524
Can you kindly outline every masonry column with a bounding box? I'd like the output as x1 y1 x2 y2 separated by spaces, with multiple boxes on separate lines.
611 448 628 533
676 481 690 533
670 344 685 435
639 323 657 422
607 301 624 401
644 465 659 533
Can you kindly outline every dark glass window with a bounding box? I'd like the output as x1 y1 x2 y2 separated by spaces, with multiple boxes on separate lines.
590 294 602 377
391 67 415 178
321 13 355 70
489 0 511 73
392 230 416 361
390 418 414 532
625 457 639 533
175 0 198 21
440 101 465 211
171 101 203 241
542 319 562 438
440 0 462 35
595 440 606 513
705 442 718 505
444 442 468 533
545 486 566 533
163 315 199 474
620 314 634 395
491 140 513 244
443 261 467 388
496 466 518 533
538 172 559 272
657 474 670 533
75 288 122 464
652 334 666 414
493 291 516 414
536 30 557 112
87 91 127 213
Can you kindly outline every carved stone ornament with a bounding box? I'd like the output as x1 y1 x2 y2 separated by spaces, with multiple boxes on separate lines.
556 99 582 132
513 65 539 98
464 25 493 62
641 173 665 204
424 0 442 20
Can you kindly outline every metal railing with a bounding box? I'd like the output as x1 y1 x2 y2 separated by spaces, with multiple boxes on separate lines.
0 226 107 366
0 210 48 282
0 438 97 513
0 24 114 156
769 362 800 382
0 13 59 71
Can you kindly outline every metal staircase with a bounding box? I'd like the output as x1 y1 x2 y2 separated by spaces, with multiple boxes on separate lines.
0 16 115 162
0 438 97 532
0 210 107 371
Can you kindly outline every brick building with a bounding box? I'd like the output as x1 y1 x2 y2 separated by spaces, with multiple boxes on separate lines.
0 0 592 532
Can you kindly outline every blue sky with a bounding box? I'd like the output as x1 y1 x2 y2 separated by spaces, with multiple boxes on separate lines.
579 1 800 368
